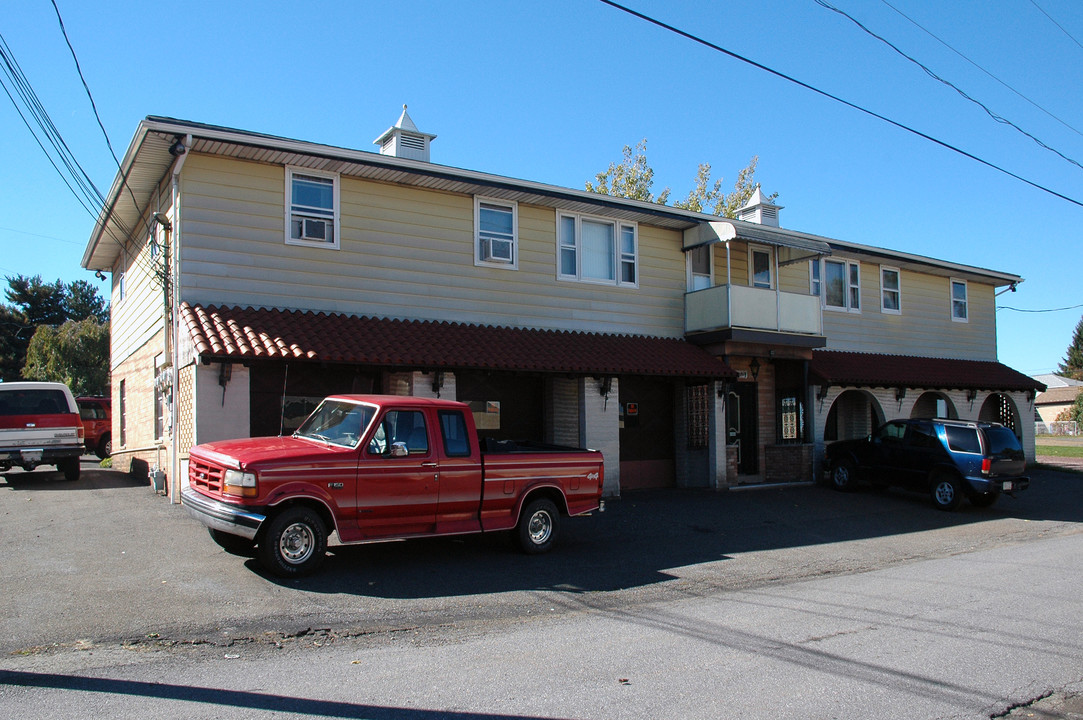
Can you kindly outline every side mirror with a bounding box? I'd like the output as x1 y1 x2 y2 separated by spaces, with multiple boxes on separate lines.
390 441 409 458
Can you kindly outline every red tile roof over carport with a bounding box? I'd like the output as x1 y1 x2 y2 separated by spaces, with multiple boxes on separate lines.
180 303 735 379
811 350 1044 392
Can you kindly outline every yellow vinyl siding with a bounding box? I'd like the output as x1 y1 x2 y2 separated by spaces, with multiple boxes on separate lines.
822 262 997 360
178 154 685 337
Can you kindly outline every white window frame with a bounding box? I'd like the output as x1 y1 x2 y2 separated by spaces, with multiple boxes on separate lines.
821 258 861 313
285 166 340 250
474 196 518 270
950 278 969 322
749 245 773 289
809 258 821 297
556 211 639 288
688 244 713 291
880 265 901 315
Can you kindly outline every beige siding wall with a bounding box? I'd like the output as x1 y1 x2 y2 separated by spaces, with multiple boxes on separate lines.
178 154 686 337
821 261 997 360
110 186 172 369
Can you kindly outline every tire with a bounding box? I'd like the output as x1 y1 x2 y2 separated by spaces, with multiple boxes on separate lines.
257 506 327 577
930 474 963 511
95 434 111 460
208 528 256 557
969 492 999 508
830 459 858 492
517 498 560 554
59 457 80 482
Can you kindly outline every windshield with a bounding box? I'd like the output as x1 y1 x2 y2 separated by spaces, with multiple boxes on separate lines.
294 400 376 448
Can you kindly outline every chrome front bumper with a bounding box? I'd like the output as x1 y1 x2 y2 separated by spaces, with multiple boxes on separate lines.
181 486 265 540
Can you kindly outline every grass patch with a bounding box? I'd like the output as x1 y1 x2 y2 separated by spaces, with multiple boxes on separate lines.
1036 444 1083 459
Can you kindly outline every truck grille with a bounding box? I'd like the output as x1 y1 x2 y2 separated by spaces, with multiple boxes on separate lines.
189 457 225 493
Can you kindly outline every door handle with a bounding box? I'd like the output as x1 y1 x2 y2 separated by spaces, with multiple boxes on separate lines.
421 462 438 468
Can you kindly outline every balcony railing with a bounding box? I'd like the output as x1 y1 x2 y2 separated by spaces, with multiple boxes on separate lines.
685 284 823 336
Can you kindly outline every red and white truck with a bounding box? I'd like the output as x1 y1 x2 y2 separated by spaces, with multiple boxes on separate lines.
182 395 605 576
0 381 84 481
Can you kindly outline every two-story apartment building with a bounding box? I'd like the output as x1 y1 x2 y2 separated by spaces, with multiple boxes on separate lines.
82 112 1042 502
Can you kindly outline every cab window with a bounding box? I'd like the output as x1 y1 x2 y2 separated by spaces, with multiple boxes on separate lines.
368 410 429 456
439 410 471 457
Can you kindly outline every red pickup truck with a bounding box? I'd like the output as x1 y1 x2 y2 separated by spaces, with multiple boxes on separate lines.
182 395 605 576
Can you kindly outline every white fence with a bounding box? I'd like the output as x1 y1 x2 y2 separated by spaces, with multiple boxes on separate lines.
1036 421 1079 436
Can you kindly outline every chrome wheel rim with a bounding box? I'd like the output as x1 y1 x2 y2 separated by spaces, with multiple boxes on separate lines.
833 466 849 487
527 510 552 546
279 522 315 564
934 481 955 505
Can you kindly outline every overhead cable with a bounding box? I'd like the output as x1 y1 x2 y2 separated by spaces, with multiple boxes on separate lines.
596 0 1083 209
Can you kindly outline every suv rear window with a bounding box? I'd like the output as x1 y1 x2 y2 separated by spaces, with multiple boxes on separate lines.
944 426 981 454
982 426 1023 456
0 389 71 416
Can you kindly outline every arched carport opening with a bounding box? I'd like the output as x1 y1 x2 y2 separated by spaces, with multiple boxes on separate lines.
823 389 886 442
910 391 958 419
979 393 1023 438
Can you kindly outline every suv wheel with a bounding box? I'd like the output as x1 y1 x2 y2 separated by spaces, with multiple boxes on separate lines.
830 459 858 492
930 474 962 511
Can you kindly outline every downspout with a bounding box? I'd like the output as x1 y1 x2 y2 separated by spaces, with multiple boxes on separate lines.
725 239 732 328
169 134 191 503
774 249 781 331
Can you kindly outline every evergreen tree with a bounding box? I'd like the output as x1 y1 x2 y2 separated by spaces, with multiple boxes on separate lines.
1058 315 1083 381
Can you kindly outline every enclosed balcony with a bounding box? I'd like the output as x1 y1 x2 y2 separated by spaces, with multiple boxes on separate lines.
682 220 829 348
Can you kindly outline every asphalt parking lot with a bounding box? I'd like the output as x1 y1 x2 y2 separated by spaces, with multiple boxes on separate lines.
2 456 1082 658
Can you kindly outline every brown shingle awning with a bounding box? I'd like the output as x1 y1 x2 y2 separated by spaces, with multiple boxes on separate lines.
180 303 735 380
810 350 1044 393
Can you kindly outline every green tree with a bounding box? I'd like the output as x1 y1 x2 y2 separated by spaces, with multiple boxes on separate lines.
22 318 110 396
1058 315 1083 381
0 274 110 382
585 139 671 205
587 143 777 219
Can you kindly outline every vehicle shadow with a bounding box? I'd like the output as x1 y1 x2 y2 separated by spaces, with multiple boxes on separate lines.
0 464 146 492
256 467 1083 599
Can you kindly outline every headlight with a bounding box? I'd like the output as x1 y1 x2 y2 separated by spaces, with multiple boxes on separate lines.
223 469 257 497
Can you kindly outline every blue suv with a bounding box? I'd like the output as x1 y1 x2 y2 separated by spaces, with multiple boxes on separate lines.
824 418 1029 510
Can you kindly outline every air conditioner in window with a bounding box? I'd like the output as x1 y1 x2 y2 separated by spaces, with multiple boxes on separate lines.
481 237 513 263
301 218 329 242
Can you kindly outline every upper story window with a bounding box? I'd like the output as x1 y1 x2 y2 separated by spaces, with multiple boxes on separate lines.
810 259 822 297
750 246 772 289
557 212 638 287
475 197 518 269
881 266 901 314
951 278 968 322
823 258 860 312
286 167 340 250
689 245 712 290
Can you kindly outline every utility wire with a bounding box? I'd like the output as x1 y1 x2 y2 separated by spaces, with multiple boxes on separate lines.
818 0 1083 172
997 303 1083 313
1030 0 1083 51
880 0 1083 139
50 0 152 242
596 0 1083 209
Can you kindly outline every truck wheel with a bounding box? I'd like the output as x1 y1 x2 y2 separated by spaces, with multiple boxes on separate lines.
830 459 857 492
59 457 80 482
931 474 962 511
258 506 327 577
517 498 559 554
208 528 256 557
95 434 111 460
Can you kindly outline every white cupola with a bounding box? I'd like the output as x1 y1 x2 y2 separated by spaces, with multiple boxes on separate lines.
373 105 436 162
737 187 783 228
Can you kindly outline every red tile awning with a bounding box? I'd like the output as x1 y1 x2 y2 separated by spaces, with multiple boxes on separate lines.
180 303 735 380
810 350 1044 392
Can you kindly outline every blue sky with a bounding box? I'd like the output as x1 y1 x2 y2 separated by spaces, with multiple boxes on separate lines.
2 0 1081 376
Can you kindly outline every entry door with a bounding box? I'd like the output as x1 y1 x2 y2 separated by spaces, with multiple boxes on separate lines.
727 384 758 474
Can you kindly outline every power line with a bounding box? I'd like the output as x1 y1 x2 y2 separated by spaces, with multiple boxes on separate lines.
997 303 1083 313
596 0 1083 209
880 0 1083 139
817 0 1083 172
1029 0 1083 51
